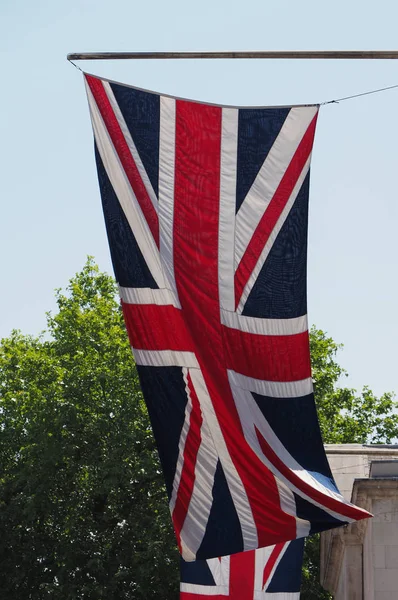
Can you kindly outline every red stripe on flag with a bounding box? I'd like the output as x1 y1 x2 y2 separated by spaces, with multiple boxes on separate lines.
222 327 311 381
229 550 255 599
234 114 318 309
255 426 371 521
172 373 203 541
85 74 159 247
121 302 194 351
262 543 285 590
172 99 297 551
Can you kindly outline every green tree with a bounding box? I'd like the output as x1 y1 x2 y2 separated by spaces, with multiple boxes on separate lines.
0 259 179 599
311 327 397 445
0 260 396 599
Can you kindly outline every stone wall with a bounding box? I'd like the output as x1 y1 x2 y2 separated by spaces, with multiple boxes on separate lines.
372 494 398 598
320 445 398 600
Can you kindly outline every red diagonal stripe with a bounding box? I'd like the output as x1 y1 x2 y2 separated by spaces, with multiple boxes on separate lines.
262 543 285 590
121 302 194 352
255 426 371 521
234 114 318 309
222 327 311 381
172 373 203 542
85 74 159 247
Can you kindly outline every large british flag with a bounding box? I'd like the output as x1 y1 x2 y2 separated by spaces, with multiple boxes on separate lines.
180 539 304 599
84 74 370 561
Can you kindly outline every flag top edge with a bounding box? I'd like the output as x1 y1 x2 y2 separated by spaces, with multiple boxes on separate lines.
82 71 320 110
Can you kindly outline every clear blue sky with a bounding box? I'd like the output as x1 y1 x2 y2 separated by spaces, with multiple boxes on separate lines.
1 0 397 397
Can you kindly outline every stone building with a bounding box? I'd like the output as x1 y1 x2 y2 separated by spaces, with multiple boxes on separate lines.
320 444 398 599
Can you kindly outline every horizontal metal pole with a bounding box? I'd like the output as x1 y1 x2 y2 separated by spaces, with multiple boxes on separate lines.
67 50 398 61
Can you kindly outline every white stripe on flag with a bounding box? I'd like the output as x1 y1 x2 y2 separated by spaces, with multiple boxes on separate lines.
234 106 318 269
219 108 239 311
228 370 313 398
179 390 219 561
221 310 308 336
180 556 230 594
275 478 311 539
85 81 165 289
262 543 290 591
206 557 221 586
237 155 312 313
159 96 181 308
229 381 362 523
189 368 258 552
254 544 275 593
102 81 158 211
131 349 199 368
220 555 230 588
119 286 176 306
169 368 193 515
180 582 229 595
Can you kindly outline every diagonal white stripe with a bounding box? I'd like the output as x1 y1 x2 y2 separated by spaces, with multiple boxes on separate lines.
189 368 258 552
206 557 221 586
179 389 219 561
254 544 275 592
180 556 230 595
169 368 193 515
219 108 239 311
228 370 312 537
205 555 230 588
275 478 311 539
85 82 165 288
234 106 318 269
229 381 366 523
221 310 308 336
102 81 158 211
158 96 181 308
263 542 289 591
237 156 311 313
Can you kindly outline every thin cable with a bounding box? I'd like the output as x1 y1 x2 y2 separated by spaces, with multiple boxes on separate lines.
65 58 398 106
68 59 84 73
322 82 398 104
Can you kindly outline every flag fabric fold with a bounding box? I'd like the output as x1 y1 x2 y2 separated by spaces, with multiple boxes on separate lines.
180 538 304 599
84 73 370 561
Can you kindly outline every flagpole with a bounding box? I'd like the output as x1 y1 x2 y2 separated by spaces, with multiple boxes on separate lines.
67 51 398 61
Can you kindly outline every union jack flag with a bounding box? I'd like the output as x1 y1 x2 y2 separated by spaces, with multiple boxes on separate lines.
180 539 304 599
84 74 370 561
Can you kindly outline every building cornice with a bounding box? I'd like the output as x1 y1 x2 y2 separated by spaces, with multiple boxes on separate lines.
325 444 398 457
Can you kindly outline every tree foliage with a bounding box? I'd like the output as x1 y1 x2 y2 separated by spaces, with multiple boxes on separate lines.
310 327 397 445
0 259 396 598
0 259 178 599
